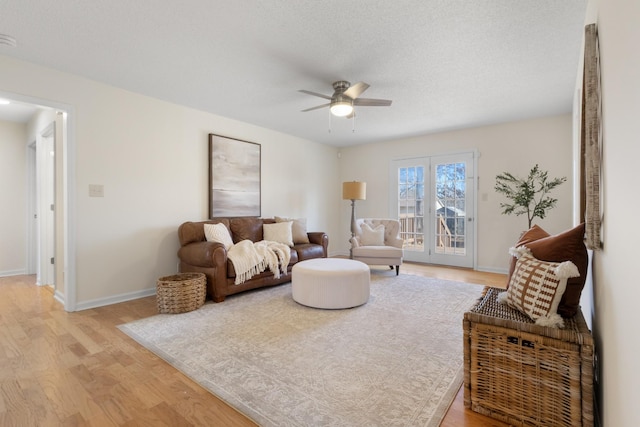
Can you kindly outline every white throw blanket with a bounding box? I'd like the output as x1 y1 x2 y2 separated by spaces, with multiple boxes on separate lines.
227 240 291 285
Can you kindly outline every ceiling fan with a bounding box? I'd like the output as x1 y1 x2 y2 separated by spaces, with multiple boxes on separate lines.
299 81 392 118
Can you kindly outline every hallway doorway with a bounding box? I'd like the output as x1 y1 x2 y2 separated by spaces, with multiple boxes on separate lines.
1 91 74 310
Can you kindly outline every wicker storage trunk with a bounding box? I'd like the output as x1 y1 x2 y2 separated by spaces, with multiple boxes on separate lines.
463 287 594 427
156 273 206 314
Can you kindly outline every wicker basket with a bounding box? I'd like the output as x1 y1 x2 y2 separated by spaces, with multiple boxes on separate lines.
156 273 206 314
463 287 594 427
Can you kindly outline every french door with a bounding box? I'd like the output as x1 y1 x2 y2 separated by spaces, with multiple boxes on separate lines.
391 152 475 268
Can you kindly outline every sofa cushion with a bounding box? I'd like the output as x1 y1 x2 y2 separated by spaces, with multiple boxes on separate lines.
263 221 294 246
227 260 291 280
229 217 263 243
353 246 403 258
288 249 299 265
360 223 385 246
204 222 234 250
275 216 310 244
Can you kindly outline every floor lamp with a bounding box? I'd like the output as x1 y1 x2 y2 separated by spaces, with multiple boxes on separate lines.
342 181 366 259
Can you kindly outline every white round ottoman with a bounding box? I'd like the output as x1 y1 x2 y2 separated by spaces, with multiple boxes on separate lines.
292 258 370 309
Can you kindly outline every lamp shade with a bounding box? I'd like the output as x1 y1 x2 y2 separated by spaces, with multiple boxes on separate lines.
343 181 366 200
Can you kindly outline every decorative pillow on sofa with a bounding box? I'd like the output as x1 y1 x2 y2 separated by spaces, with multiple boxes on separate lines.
275 216 310 244
230 217 263 242
498 247 579 328
509 223 588 318
360 223 385 246
263 221 294 246
204 222 234 250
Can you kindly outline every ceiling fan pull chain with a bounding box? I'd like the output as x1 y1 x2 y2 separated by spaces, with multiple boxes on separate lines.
352 114 356 133
328 109 332 133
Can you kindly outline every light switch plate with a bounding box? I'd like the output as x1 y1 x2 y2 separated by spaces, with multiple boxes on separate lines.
89 184 104 197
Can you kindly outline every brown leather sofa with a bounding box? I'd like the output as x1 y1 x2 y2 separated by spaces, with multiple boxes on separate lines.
177 217 328 302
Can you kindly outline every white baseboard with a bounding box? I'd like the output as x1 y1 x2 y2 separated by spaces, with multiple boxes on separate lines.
54 289 65 306
0 269 27 278
475 265 509 275
74 287 157 311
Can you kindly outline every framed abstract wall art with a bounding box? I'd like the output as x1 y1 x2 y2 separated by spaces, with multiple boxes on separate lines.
209 134 261 217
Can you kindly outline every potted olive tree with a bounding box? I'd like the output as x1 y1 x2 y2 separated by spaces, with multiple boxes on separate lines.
494 164 567 229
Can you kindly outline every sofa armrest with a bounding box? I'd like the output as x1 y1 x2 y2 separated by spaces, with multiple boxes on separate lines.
178 241 227 268
350 236 362 248
307 232 329 257
387 237 404 249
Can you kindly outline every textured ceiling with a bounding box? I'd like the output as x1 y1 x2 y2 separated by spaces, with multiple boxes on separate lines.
0 1 587 146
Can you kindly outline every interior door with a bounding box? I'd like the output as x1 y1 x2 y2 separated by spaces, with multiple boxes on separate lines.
37 122 56 287
27 142 38 275
391 152 475 268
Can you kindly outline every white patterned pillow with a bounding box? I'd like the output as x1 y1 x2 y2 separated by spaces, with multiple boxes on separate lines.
275 216 310 244
204 222 234 250
360 223 385 246
263 221 294 246
498 247 579 328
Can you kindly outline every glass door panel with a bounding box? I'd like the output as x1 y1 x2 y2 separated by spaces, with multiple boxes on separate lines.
392 158 427 262
430 153 474 267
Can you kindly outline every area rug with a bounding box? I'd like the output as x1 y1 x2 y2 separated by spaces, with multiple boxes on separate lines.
119 273 484 426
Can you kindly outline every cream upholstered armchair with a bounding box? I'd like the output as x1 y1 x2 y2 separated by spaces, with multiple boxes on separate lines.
350 218 404 275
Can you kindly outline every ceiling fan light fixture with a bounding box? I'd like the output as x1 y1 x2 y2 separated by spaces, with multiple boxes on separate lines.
330 99 353 117
301 80 390 119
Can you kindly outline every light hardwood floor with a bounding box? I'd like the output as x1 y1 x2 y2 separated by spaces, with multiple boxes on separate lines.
0 264 509 426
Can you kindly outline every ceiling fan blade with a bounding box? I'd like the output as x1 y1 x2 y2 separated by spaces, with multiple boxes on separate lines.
301 103 330 112
353 98 392 106
298 89 332 100
343 81 370 99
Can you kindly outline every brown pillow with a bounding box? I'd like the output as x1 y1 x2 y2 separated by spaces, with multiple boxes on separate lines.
229 218 263 243
518 223 588 318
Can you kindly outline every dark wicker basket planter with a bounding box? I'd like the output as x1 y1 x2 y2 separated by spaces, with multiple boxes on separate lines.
156 273 206 314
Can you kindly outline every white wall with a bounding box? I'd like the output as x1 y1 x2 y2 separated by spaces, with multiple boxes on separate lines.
0 120 27 276
585 0 640 426
338 115 574 272
0 55 340 308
